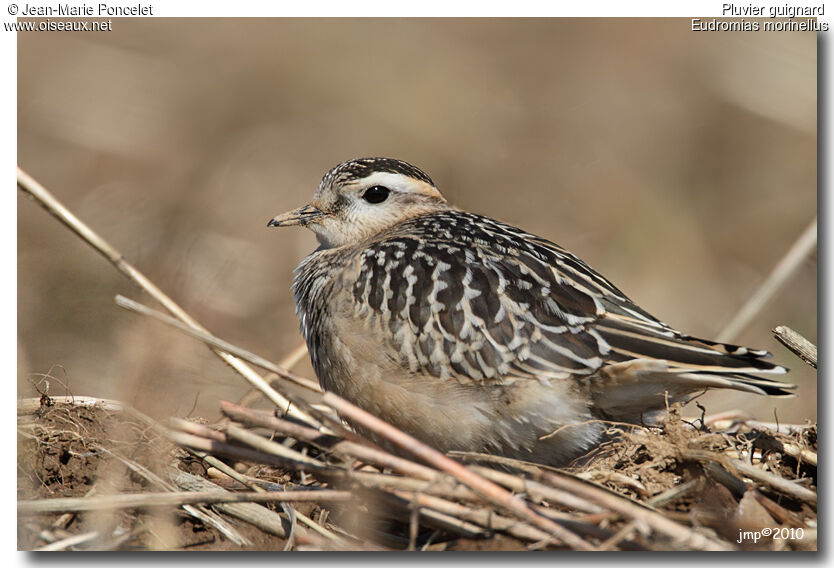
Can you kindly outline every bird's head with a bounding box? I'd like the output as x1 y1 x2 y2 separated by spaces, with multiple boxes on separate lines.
268 157 450 248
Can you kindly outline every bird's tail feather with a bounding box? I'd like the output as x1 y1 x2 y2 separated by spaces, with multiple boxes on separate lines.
595 316 788 376
591 313 796 406
592 357 796 424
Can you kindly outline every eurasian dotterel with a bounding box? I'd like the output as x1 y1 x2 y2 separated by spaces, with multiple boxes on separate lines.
268 157 794 466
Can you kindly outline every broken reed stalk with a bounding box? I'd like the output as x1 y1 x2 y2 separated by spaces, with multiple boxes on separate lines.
18 396 125 415
680 449 816 505
450 451 732 550
728 458 817 505
171 469 295 544
773 325 817 368
223 423 328 468
231 458 479 503
780 443 818 467
188 461 344 549
17 168 318 427
172 410 450 490
19 490 354 514
717 217 816 343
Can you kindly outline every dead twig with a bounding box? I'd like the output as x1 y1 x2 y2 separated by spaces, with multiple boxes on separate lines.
292 509 353 549
729 458 817 505
170 469 295 542
780 443 817 468
187 449 295 548
34 531 100 551
644 480 699 507
773 325 817 368
682 449 816 505
18 396 124 415
168 430 333 473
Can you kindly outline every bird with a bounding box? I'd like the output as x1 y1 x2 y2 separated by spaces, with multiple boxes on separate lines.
268 157 795 467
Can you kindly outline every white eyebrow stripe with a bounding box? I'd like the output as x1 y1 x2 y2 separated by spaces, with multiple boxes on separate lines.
351 172 444 200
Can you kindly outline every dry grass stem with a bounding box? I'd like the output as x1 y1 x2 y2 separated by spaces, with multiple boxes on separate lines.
644 480 699 507
717 217 816 342
20 489 353 514
293 509 352 548
394 490 553 543
465 465 603 514
235 342 311 409
168 430 329 473
223 423 328 468
115 295 322 393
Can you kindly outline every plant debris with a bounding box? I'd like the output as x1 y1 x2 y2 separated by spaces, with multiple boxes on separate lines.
18 395 817 551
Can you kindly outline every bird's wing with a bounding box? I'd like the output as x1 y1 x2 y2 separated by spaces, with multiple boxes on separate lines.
347 212 793 395
347 233 605 383
511 220 795 396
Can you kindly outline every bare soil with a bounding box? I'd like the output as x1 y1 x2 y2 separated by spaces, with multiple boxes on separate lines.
18 398 288 550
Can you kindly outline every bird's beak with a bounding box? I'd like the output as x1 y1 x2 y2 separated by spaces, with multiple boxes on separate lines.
267 204 325 228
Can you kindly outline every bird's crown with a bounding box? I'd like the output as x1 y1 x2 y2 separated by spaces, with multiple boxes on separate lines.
321 157 436 189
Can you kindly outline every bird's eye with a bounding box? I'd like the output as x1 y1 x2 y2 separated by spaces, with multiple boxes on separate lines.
362 185 390 204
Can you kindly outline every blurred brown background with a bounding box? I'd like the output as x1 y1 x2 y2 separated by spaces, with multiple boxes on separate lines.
18 19 817 423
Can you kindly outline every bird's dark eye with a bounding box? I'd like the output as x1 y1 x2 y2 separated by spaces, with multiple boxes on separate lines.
362 185 390 204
